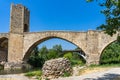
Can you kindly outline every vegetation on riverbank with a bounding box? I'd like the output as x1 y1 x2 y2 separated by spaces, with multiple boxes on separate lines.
27 45 85 68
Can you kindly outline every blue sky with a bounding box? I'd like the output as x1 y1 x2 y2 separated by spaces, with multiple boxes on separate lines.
0 0 105 50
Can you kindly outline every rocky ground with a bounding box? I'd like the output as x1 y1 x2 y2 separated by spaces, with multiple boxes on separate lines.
0 67 120 80
53 68 120 80
0 74 29 80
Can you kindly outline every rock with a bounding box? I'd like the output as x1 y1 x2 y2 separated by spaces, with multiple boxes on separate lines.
4 62 32 70
42 58 72 79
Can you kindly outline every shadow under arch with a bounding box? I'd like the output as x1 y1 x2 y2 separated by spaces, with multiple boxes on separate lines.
23 36 87 62
0 37 8 62
99 40 119 64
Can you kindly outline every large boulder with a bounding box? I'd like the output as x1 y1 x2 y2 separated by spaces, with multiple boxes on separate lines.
42 58 72 79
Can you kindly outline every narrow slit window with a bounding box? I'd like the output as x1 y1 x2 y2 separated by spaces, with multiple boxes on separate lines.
24 24 28 32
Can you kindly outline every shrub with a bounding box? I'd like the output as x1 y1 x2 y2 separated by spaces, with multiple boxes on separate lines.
62 71 71 77
70 60 84 66
63 52 73 60
28 55 45 68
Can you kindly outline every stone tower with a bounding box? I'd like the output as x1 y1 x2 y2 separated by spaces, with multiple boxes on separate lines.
10 4 30 33
8 4 30 62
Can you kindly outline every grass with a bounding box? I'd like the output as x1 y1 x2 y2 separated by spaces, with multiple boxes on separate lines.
62 71 72 77
24 69 42 77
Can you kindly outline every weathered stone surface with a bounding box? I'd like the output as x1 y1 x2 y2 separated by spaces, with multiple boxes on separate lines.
42 58 72 79
4 62 32 70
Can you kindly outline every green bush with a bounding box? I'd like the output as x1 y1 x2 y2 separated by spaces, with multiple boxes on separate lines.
28 55 45 68
63 52 73 60
70 60 84 66
62 71 71 77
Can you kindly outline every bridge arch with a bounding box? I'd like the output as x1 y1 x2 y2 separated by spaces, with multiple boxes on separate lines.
0 37 8 62
23 32 87 61
99 40 120 64
99 39 117 57
98 32 118 57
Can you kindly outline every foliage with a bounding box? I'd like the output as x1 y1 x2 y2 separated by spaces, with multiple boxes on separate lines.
28 44 86 68
63 52 86 66
25 69 42 77
28 45 63 68
39 46 48 60
71 60 84 66
27 47 45 68
47 49 58 59
46 45 62 59
63 52 73 60
62 71 71 77
100 41 120 64
87 0 120 36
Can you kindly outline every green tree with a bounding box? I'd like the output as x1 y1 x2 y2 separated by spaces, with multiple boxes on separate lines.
87 0 120 37
47 45 62 59
28 47 45 68
39 46 48 60
47 49 58 59
53 45 62 54
100 41 120 64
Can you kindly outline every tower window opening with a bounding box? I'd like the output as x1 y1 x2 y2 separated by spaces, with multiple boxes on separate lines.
24 24 28 32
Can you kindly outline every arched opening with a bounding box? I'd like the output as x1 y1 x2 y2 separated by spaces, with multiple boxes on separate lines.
23 37 86 68
100 41 120 65
0 37 8 62
24 24 29 32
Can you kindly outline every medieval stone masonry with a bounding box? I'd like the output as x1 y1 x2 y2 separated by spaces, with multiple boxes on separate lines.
0 4 118 65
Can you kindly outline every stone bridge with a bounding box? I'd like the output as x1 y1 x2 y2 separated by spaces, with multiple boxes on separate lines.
22 31 118 64
0 4 119 65
0 33 9 39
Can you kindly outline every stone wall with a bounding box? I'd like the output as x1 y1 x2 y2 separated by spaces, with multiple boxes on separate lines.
0 50 7 62
8 33 24 62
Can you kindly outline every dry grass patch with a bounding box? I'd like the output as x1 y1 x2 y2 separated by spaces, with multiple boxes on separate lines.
79 66 110 75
